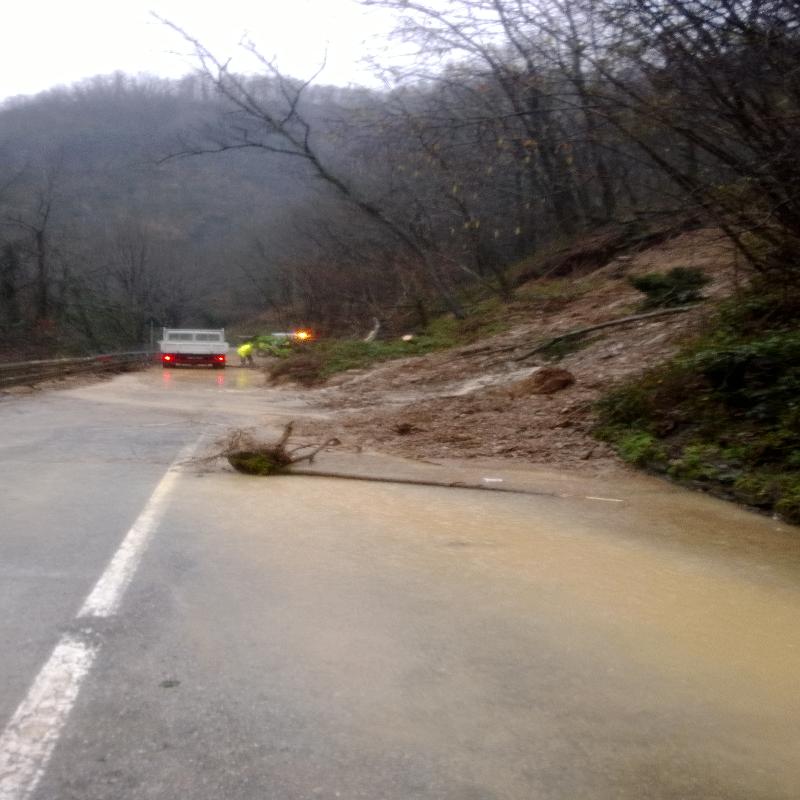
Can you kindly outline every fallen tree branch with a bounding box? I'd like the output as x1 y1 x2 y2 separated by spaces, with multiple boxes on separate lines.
287 469 558 497
196 425 559 496
514 305 699 362
195 422 341 475
291 437 342 464
276 421 294 450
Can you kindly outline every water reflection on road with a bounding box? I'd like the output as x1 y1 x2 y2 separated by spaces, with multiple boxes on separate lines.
60 365 323 423
159 365 259 391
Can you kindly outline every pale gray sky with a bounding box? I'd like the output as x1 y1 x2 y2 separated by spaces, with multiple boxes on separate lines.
0 0 402 101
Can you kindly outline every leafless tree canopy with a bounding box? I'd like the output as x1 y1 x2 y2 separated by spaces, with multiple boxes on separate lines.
0 2 797 354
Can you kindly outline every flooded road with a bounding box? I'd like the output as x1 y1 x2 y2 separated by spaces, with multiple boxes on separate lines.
61 362 324 422
1 367 799 799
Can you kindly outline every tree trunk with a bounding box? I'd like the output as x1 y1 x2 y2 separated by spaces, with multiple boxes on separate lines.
0 243 21 328
34 228 49 322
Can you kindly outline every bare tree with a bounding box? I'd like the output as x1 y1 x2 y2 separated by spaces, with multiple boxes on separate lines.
0 241 22 329
364 0 589 236
7 162 61 322
158 17 467 318
586 0 800 272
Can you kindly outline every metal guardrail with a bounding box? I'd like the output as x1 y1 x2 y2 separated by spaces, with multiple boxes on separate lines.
0 351 157 388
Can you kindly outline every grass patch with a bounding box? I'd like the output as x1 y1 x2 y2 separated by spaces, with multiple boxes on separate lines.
269 302 513 386
268 336 450 385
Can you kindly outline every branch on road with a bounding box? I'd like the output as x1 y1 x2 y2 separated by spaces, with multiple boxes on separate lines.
196 423 341 475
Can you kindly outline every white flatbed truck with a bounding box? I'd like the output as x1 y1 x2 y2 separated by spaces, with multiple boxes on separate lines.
159 328 229 368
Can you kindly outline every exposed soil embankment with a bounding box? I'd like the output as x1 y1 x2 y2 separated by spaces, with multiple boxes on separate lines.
294 229 736 472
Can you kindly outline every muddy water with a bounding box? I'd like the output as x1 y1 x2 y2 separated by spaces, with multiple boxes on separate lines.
174 460 800 797
29 367 800 795
369 480 800 694
60 365 328 424
298 474 800 796
57 370 800 742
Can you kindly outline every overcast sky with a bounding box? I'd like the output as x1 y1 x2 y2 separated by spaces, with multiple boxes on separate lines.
0 0 403 101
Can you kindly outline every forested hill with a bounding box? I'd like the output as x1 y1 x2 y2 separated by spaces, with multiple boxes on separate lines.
0 75 328 353
1 1 798 357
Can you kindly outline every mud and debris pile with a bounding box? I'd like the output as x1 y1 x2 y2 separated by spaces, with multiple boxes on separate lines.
291 229 736 472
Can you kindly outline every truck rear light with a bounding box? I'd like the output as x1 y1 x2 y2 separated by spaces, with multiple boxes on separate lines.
214 355 225 362
162 354 173 362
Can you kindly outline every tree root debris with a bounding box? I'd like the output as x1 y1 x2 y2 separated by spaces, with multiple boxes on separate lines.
198 421 339 476
197 421 558 497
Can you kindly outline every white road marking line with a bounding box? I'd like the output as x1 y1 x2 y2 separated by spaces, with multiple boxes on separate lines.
0 635 97 800
78 439 200 618
585 495 624 503
0 437 201 800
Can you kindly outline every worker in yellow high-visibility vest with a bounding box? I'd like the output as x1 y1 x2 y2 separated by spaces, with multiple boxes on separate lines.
237 341 254 367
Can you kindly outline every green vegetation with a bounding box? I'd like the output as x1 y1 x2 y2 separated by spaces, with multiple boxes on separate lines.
616 431 668 466
267 298 512 385
629 267 710 308
227 450 292 476
264 275 614 386
268 332 453 386
596 285 800 523
252 335 294 357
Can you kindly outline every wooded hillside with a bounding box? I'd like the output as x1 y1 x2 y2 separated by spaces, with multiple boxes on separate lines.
1 1 797 355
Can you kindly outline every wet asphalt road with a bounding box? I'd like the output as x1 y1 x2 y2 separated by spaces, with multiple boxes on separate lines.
1 368 799 799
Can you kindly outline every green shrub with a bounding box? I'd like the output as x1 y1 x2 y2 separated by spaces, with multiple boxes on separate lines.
715 281 800 333
629 267 710 308
731 471 800 521
253 334 293 357
617 430 667 466
595 285 800 523
776 486 800 524
596 384 653 427
681 331 800 415
732 473 777 507
667 444 725 482
598 358 708 432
